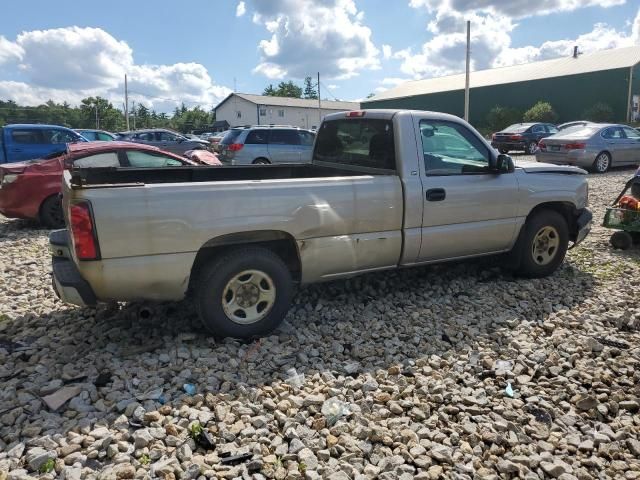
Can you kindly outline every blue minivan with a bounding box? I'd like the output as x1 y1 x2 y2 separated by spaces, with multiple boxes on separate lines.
0 124 87 164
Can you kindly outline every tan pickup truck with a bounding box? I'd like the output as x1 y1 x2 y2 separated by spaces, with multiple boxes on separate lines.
50 110 592 338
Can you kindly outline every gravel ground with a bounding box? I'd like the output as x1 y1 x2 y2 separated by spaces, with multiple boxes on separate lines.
1 162 639 480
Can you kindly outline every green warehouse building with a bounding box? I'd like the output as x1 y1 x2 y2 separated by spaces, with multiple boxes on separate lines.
363 46 640 127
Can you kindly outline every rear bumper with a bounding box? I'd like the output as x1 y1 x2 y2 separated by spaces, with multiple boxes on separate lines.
50 230 97 306
535 151 593 168
492 141 526 150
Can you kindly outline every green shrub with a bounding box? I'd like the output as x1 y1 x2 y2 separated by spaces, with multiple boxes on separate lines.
523 101 559 123
485 105 522 132
581 102 614 122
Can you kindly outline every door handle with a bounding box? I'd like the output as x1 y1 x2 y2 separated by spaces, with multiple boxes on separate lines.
426 188 446 201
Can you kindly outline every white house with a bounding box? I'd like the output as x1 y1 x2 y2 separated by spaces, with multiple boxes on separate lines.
214 93 360 130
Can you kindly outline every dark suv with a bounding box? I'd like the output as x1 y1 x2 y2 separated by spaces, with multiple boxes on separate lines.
491 123 558 155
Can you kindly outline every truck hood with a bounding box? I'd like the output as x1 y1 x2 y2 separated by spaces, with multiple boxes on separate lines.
515 160 586 175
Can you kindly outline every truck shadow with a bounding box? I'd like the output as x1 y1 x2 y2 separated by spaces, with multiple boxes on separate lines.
1 248 597 447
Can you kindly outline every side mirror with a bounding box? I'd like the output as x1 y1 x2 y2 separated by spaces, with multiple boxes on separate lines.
489 153 512 173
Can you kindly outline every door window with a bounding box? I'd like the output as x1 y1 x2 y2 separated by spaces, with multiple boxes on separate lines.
245 130 268 144
127 150 183 167
546 125 559 134
623 127 640 140
269 130 300 145
11 129 42 144
299 131 315 146
97 132 114 141
79 131 97 141
531 125 545 134
602 127 624 139
73 152 120 168
158 131 180 142
420 120 491 175
134 132 155 141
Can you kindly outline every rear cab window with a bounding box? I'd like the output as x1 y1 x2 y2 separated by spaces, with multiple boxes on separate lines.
313 118 395 170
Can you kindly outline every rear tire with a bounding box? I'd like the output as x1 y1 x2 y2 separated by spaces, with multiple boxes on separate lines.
514 210 569 278
253 158 270 165
195 247 293 338
40 195 64 229
610 231 633 250
592 152 611 173
526 141 537 155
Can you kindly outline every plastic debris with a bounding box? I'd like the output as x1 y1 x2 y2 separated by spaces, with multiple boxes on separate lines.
42 386 81 411
505 382 514 398
183 383 196 396
196 429 216 450
468 351 479 366
285 368 305 390
494 360 513 372
137 387 164 402
321 398 351 426
528 407 552 424
219 452 253 465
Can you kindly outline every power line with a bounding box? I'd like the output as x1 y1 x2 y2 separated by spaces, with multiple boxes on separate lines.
319 81 341 101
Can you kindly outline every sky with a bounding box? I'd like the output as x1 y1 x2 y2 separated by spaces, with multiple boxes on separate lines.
0 0 639 113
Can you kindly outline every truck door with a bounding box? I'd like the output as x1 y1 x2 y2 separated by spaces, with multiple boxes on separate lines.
415 118 520 262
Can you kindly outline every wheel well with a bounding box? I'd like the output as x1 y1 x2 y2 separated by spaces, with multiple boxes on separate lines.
39 194 60 218
188 230 301 292
253 157 271 164
526 202 578 240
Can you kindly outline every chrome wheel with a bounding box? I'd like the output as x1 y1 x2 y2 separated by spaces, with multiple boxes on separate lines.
595 153 610 173
222 270 276 324
532 226 560 265
527 142 537 154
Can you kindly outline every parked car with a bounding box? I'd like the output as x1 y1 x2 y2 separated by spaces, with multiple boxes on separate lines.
209 130 230 152
491 123 558 154
116 129 211 155
50 109 591 339
74 129 116 141
557 121 593 131
218 125 315 165
0 141 200 228
199 132 215 141
536 123 640 173
0 124 87 164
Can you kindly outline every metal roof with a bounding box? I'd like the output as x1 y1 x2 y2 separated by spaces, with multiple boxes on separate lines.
365 46 640 102
215 93 359 111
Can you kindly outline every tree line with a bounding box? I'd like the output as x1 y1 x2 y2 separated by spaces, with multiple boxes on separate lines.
263 77 319 99
0 97 216 133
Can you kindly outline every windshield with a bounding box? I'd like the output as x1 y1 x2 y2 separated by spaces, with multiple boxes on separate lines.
502 124 530 133
220 129 243 145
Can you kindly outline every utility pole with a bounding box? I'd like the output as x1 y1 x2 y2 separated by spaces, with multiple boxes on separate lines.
124 74 130 130
132 101 136 130
317 72 321 126
464 20 471 122
95 104 99 129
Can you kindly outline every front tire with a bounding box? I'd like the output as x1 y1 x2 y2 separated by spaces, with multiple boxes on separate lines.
40 195 64 229
253 158 270 165
610 231 632 250
515 210 569 278
592 152 611 173
195 247 293 338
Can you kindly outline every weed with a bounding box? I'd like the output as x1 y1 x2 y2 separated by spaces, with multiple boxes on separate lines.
39 458 55 474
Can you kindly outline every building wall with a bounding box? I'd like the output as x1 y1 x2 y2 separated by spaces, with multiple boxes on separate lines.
215 95 351 129
631 64 640 121
364 68 632 127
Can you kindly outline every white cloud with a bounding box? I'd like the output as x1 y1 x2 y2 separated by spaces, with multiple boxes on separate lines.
247 0 380 80
0 26 231 111
409 0 625 19
382 44 393 59
0 36 23 65
327 84 339 89
397 1 639 81
236 1 246 17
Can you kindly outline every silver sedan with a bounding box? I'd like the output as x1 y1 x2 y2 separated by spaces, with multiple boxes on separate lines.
535 124 640 173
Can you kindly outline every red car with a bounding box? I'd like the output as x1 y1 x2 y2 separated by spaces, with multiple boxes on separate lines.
0 141 213 228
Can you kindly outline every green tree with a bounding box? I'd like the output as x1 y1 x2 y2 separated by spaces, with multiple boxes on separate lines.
485 105 523 132
263 84 277 96
523 101 558 123
263 81 303 98
581 102 614 122
303 77 318 99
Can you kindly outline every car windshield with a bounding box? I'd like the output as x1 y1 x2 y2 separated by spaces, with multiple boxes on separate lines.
502 124 530 133
220 129 243 145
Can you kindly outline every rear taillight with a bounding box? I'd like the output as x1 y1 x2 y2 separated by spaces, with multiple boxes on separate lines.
491 133 496 140
346 111 366 117
538 141 546 151
564 143 586 150
70 201 99 260
509 134 522 140
228 143 244 152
